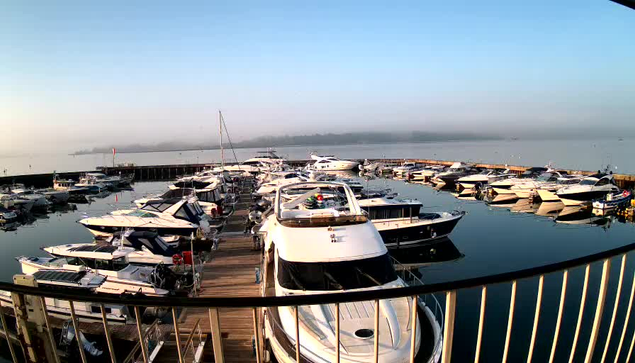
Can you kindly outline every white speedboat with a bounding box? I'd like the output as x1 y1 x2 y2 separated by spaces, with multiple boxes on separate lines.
0 207 17 224
358 197 464 249
431 162 474 186
556 173 620 206
489 166 549 194
79 197 209 238
457 169 511 190
0 270 129 323
135 187 224 217
410 165 446 182
534 174 584 202
260 181 441 363
9 185 50 209
40 234 179 267
309 154 359 171
392 162 418 178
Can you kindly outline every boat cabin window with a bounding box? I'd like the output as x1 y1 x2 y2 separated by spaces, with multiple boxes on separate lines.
127 210 155 218
242 161 261 166
277 254 398 291
365 205 420 220
595 178 609 186
174 204 197 222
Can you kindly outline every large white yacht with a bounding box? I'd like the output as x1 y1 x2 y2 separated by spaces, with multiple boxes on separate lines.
309 154 359 171
79 197 210 238
260 182 441 363
556 173 620 206
135 187 223 217
457 169 511 190
357 197 464 249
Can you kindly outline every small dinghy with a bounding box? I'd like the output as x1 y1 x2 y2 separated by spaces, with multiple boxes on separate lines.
592 190 632 211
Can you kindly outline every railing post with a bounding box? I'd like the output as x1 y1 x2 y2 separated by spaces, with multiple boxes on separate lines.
374 299 381 363
335 303 341 363
527 275 544 363
253 308 262 363
442 290 457 363
68 301 88 363
502 280 517 363
96 305 117 363
0 305 18 363
613 270 635 363
601 255 626 363
134 306 149 363
410 296 418 363
172 308 184 363
295 306 301 363
209 308 225 363
474 286 487 363
549 269 569 363
38 297 60 363
584 258 611 362
569 264 591 363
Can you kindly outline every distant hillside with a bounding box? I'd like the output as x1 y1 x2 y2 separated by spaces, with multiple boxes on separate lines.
73 131 502 155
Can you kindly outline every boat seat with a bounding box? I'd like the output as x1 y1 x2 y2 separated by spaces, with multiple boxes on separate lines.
279 209 340 219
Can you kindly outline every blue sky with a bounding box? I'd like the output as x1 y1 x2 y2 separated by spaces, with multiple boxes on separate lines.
1 0 633 153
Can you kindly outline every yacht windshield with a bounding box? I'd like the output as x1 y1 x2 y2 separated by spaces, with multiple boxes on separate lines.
579 179 597 186
277 254 398 291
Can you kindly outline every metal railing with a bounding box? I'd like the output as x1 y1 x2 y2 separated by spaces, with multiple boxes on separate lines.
1 242 635 362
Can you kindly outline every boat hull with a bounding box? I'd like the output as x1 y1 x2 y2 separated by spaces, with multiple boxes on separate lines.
374 213 463 249
82 223 198 238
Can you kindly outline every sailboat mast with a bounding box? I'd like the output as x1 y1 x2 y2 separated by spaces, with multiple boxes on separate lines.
219 110 224 168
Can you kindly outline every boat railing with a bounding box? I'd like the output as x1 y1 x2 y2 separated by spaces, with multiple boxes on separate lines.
2 242 635 362
392 256 445 361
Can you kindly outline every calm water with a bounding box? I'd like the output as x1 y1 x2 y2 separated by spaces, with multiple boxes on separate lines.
1 177 634 362
1 138 634 176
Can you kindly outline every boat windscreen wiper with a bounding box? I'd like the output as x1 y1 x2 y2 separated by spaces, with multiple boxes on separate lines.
323 271 344 290
289 272 307 291
355 267 382 287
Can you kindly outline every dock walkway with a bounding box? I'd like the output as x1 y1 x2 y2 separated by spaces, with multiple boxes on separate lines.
179 182 261 363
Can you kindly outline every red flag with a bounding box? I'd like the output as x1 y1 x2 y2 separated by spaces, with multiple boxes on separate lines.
112 148 116 156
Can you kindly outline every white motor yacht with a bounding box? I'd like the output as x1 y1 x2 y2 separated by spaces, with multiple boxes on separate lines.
309 154 359 171
457 169 511 190
431 162 474 186
0 270 129 323
79 197 210 238
489 166 549 194
9 185 50 209
534 175 585 202
260 181 441 363
556 173 620 206
392 162 418 178
135 187 223 217
410 165 446 182
358 197 464 249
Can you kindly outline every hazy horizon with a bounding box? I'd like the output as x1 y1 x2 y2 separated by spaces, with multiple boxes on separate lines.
2 1 634 155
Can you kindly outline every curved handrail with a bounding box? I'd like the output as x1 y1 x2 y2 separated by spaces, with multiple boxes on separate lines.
2 242 635 307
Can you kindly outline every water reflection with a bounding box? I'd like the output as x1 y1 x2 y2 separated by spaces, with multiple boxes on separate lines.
555 206 613 226
390 237 464 267
535 201 564 217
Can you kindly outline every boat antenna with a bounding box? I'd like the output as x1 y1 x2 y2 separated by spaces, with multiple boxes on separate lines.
219 111 224 169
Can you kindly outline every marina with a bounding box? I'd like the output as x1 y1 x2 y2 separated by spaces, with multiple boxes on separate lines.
1 151 635 362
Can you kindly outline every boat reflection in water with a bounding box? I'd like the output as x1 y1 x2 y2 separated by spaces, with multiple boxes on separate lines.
510 199 540 214
535 202 565 217
555 206 612 226
390 237 464 268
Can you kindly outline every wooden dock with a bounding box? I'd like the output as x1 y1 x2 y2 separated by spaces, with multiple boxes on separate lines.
178 184 262 363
